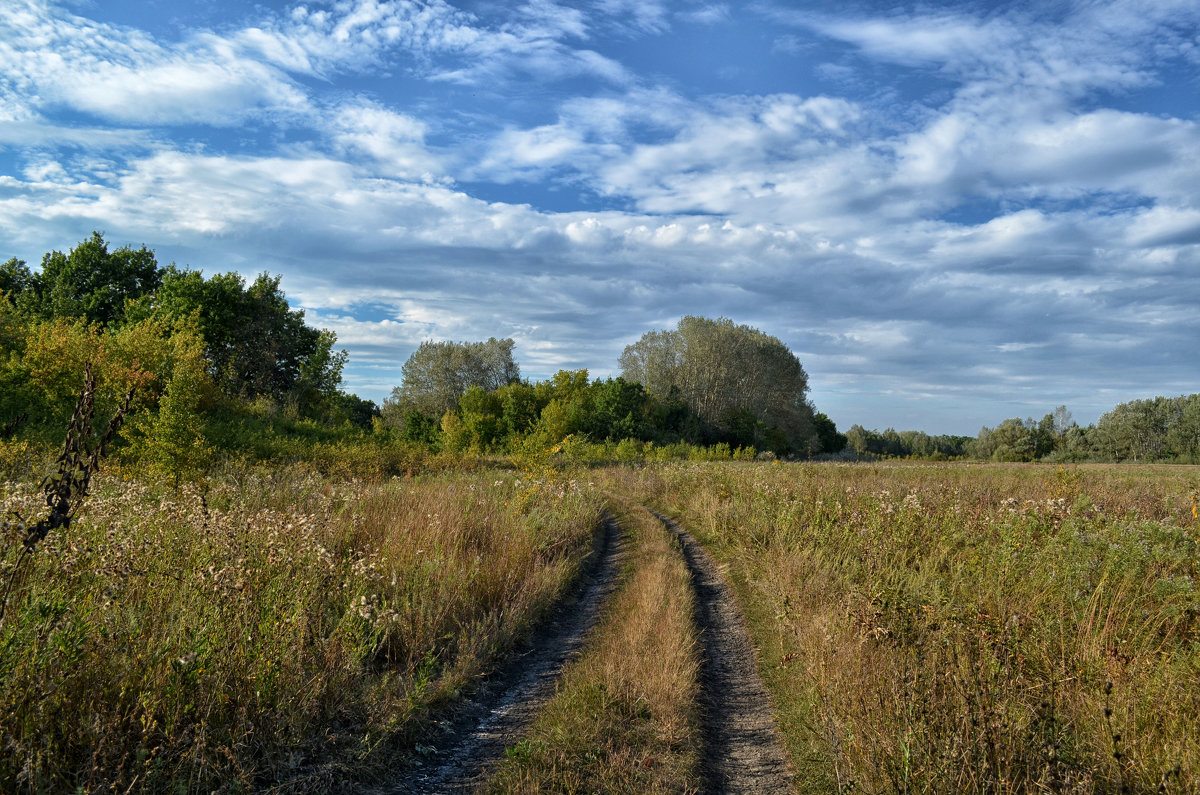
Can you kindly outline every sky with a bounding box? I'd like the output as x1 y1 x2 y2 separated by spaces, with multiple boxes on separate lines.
1 0 1198 435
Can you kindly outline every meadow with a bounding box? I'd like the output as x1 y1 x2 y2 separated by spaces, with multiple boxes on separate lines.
2 457 1198 793
0 465 602 792
617 461 1200 793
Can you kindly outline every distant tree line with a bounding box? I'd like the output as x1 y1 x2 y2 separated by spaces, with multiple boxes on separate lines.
848 398 1200 463
843 426 975 461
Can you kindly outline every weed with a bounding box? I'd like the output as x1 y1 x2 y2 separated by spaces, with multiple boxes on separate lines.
1 363 132 628
0 463 602 791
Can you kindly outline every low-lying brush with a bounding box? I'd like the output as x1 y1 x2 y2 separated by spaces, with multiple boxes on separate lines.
0 467 602 792
628 462 1200 793
487 498 702 793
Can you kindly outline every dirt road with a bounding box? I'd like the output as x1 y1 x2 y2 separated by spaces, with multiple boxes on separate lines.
383 508 792 793
654 511 795 794
386 514 625 793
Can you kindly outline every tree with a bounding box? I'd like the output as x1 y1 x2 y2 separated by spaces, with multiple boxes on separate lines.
0 258 35 302
34 232 162 325
620 316 816 454
813 412 847 454
137 267 345 408
1052 405 1074 439
386 338 520 420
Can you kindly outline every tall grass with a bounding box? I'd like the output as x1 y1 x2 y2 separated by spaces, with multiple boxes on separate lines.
487 496 702 793
623 462 1200 793
0 467 602 792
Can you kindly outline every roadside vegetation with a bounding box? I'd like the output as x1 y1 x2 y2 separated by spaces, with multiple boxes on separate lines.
0 463 602 791
486 497 702 793
631 461 1200 792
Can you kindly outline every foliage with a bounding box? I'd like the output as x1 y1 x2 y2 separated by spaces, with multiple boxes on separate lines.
7 232 161 326
620 315 817 454
135 266 347 410
383 337 520 422
0 234 377 476
845 424 973 460
966 398 1200 464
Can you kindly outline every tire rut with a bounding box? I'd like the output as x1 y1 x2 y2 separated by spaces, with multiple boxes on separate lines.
383 513 625 794
653 510 794 794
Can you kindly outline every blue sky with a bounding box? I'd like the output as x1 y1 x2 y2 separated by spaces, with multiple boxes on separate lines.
2 0 1198 435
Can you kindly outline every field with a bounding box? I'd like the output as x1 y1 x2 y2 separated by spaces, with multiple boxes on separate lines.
3 459 1198 792
618 462 1200 792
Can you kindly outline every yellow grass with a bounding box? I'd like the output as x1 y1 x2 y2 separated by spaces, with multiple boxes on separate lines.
615 461 1200 793
0 467 603 792
487 496 702 793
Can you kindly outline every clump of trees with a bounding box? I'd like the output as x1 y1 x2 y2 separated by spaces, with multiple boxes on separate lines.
0 233 378 477
619 316 825 455
380 317 840 458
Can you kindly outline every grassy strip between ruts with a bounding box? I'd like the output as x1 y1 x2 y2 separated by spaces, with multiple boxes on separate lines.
618 461 1200 794
0 467 603 793
485 496 702 793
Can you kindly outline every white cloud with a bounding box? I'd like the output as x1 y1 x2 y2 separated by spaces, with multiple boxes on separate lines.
0 1 310 126
2 0 1199 430
596 0 671 34
325 100 443 180
677 4 729 26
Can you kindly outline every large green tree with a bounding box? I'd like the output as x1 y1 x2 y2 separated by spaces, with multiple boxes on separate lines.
133 267 346 411
29 232 161 325
620 316 817 454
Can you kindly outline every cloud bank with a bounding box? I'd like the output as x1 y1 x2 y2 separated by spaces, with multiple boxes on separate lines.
1 0 1198 433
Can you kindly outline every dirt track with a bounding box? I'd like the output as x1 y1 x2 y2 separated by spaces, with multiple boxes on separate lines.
384 513 625 793
382 508 792 793
654 511 794 794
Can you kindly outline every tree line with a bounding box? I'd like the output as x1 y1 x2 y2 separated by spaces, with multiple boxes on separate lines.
4 233 1196 473
381 317 842 457
847 398 1200 463
0 234 839 477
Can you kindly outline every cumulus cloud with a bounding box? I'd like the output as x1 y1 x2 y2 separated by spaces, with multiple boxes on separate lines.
1 0 1198 432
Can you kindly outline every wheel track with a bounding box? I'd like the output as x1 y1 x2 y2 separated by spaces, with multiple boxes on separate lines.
383 512 625 793
653 510 794 794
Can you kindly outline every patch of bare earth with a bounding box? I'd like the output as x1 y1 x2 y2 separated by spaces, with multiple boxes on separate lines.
381 513 625 794
654 511 795 794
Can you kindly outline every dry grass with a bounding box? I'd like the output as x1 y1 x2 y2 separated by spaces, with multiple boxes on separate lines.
486 495 702 793
617 461 1200 793
0 467 603 793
